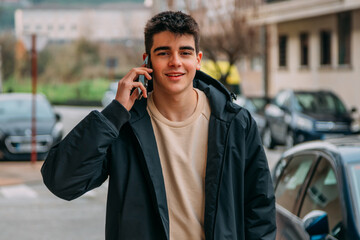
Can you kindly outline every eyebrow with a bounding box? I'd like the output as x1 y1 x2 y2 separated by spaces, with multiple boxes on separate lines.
153 46 195 53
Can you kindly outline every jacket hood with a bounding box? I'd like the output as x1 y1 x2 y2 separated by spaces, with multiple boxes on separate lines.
130 70 241 124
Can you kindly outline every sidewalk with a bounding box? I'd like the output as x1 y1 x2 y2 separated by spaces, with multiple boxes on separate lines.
0 161 43 186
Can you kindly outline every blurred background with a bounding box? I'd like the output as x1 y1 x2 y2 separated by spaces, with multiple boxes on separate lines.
1 0 359 110
1 0 360 239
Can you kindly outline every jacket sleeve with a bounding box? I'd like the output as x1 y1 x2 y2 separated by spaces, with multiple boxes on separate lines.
41 100 130 201
243 111 277 239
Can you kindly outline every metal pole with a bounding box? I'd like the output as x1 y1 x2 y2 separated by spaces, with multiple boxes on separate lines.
0 45 2 93
31 34 37 163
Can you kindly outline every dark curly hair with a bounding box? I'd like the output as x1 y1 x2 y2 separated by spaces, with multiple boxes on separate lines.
144 11 200 54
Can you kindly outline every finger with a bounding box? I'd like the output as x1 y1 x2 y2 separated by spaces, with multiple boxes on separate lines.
134 82 148 98
124 69 152 86
130 88 139 102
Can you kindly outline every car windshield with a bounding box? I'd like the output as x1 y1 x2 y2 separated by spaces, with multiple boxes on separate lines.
250 98 269 112
294 92 347 115
0 97 54 122
348 163 360 228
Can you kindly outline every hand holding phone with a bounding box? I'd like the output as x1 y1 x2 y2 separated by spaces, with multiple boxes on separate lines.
115 56 152 111
137 56 150 100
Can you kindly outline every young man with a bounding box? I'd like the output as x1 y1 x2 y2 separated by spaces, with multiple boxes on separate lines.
42 11 276 240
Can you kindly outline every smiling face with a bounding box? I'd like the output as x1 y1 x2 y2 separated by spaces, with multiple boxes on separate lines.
149 31 202 97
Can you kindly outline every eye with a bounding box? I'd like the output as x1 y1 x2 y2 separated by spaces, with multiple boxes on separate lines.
181 51 193 56
157 52 168 56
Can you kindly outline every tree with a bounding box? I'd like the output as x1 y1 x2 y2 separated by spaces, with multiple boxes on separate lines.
0 33 16 81
166 0 262 92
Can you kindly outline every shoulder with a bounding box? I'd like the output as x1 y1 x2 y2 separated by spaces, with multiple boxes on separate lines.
227 104 259 139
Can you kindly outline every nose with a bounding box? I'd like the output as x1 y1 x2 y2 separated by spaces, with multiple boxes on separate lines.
168 54 181 67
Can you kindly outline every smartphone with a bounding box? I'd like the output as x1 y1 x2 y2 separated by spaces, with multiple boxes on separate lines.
137 56 151 100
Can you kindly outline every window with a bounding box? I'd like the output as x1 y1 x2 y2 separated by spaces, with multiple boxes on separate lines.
338 12 351 65
348 163 360 223
279 35 287 67
300 33 309 67
294 92 347 115
320 31 331 65
299 158 344 239
275 155 315 213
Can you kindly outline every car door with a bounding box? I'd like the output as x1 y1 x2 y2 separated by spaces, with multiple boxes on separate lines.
273 153 318 240
298 156 345 239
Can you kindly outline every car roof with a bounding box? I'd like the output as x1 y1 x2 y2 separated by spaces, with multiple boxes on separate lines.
282 135 360 164
291 89 336 95
0 93 46 101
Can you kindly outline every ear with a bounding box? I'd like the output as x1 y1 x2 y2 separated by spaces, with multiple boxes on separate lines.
143 53 148 61
196 51 203 70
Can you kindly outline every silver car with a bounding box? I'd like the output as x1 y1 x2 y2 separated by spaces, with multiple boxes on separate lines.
0 93 63 161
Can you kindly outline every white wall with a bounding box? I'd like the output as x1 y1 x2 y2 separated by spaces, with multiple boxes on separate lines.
15 5 151 42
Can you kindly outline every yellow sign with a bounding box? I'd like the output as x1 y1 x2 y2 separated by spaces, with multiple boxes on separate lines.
200 60 241 85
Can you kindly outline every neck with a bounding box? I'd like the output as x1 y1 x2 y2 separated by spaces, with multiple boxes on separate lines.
152 89 198 122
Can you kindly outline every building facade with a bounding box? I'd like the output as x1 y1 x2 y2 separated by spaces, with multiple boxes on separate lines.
14 3 151 43
256 0 360 110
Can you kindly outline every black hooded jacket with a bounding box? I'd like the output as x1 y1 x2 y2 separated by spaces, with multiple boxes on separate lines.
41 71 276 240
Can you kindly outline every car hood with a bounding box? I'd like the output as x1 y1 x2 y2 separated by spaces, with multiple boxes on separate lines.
304 112 352 122
0 119 55 136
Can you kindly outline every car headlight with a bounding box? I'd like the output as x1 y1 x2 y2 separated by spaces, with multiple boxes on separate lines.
294 115 313 131
351 120 360 133
51 122 64 139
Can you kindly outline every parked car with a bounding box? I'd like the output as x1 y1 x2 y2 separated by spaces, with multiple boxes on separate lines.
102 82 118 107
0 93 63 161
234 95 270 136
262 89 358 149
271 135 360 239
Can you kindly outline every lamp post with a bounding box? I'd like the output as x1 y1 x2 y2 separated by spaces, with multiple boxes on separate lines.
0 45 2 93
30 34 37 164
21 33 47 163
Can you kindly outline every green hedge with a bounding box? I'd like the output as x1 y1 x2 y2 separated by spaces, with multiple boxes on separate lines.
3 77 111 105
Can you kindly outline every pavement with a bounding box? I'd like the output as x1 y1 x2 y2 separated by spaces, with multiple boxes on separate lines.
0 161 43 186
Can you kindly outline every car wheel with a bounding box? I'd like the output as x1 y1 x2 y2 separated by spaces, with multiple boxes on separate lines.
262 126 275 149
285 131 295 149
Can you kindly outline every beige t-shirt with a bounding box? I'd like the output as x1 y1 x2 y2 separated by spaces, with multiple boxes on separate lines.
147 88 211 240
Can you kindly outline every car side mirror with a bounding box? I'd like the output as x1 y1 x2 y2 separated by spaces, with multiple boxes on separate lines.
303 210 329 240
55 113 62 122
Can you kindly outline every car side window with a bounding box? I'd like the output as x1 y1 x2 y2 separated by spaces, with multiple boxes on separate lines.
299 157 344 239
275 154 315 214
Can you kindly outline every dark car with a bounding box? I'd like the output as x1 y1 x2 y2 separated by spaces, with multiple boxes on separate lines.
0 93 63 161
272 135 360 240
262 89 358 149
234 95 270 136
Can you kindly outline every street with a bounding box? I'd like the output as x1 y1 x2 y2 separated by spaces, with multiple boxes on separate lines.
0 106 283 240
0 106 106 240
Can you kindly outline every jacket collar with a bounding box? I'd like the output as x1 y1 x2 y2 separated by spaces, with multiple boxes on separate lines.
129 70 240 124
129 104 170 239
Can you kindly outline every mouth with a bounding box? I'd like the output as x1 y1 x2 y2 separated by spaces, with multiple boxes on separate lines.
165 72 185 78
